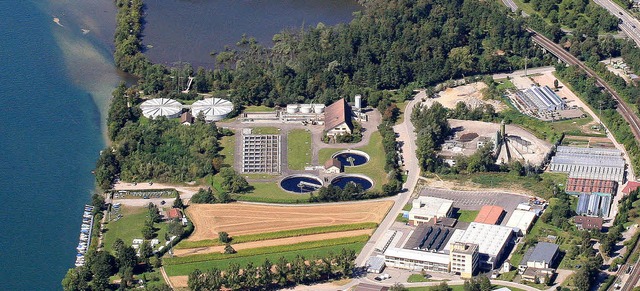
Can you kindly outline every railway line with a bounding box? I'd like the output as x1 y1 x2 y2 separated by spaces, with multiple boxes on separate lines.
529 30 640 143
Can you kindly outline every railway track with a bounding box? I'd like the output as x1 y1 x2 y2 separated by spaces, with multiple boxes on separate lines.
528 30 640 143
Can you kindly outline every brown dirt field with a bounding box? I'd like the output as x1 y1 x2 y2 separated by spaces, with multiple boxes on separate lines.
173 229 373 257
168 276 188 289
186 201 393 241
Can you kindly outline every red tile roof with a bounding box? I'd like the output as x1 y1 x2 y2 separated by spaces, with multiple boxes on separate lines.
623 181 640 195
167 208 181 219
573 216 603 230
474 205 504 225
324 98 353 132
566 178 617 194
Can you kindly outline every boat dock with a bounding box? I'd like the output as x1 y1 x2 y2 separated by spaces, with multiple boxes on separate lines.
75 205 94 267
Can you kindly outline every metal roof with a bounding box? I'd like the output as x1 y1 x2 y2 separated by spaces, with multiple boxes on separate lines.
454 222 513 258
191 98 233 121
140 98 182 118
523 242 558 265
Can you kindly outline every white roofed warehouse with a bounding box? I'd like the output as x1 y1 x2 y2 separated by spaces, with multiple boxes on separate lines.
140 98 182 119
447 222 514 270
408 196 453 225
191 98 233 122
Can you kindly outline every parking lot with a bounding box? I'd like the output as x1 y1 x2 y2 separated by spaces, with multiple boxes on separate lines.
420 187 530 225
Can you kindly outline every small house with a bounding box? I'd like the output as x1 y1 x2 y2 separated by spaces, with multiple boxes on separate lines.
324 158 342 174
180 111 194 125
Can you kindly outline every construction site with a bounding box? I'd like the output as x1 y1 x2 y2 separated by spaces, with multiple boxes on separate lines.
422 82 506 112
441 119 553 166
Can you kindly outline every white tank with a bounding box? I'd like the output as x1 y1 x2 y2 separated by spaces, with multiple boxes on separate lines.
313 104 325 113
300 104 312 113
355 94 362 109
286 104 298 114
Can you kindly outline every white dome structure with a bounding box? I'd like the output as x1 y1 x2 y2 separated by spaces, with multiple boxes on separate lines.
140 98 182 119
191 98 234 122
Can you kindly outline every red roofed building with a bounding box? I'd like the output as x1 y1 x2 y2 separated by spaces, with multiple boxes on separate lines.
474 205 505 225
573 216 603 231
324 158 342 174
165 208 182 220
565 178 617 196
324 98 353 136
623 181 640 195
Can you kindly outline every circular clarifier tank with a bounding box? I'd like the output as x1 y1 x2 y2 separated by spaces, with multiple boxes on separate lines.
330 174 373 190
280 174 323 193
331 150 370 167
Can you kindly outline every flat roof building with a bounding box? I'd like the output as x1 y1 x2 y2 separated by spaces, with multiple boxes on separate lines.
409 197 453 225
450 242 479 279
384 247 450 273
474 205 505 225
549 146 625 183
505 210 537 235
448 222 514 270
515 85 566 112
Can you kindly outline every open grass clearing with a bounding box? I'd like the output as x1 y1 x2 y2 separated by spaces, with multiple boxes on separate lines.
185 201 392 240
250 126 280 135
287 129 312 170
164 235 369 266
457 210 479 223
234 181 310 203
103 206 169 252
243 105 275 113
165 240 366 277
218 133 235 166
175 222 377 249
435 172 567 200
318 131 387 191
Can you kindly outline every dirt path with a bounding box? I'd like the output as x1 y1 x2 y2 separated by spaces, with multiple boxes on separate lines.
173 229 373 257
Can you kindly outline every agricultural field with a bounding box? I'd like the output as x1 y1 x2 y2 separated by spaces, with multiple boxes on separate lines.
287 129 312 170
185 201 392 240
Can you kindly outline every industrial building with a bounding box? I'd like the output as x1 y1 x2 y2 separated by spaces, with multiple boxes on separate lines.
190 98 233 122
449 242 479 279
549 146 625 183
324 98 353 136
576 193 611 217
408 197 454 225
241 133 281 173
140 98 182 119
384 247 451 272
447 222 514 270
565 177 617 196
514 85 566 112
474 205 505 225
505 210 537 235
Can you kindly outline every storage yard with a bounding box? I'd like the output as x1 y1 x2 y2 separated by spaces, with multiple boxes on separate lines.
185 201 393 240
442 119 552 166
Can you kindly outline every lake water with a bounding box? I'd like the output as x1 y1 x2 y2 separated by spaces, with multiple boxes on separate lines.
0 0 356 289
143 0 361 67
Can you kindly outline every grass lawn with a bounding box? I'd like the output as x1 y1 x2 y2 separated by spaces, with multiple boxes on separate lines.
164 241 366 276
234 181 310 204
457 210 479 223
436 172 567 200
103 206 170 252
243 105 275 113
395 101 410 125
219 133 235 166
407 274 433 283
496 79 516 90
408 285 526 291
250 126 280 135
318 131 387 191
287 129 312 170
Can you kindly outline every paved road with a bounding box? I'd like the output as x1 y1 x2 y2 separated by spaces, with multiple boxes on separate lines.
354 94 423 267
593 0 640 47
492 66 556 80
